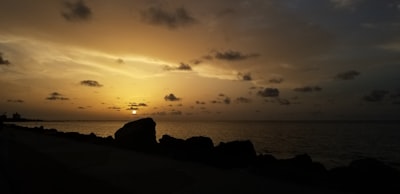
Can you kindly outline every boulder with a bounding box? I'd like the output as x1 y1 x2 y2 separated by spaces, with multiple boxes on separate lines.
159 134 186 156
114 118 157 151
184 136 214 162
213 140 256 168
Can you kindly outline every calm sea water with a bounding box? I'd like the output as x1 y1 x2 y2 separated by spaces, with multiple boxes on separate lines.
9 120 400 169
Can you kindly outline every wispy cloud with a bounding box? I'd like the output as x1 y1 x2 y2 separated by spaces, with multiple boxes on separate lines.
7 99 24 103
237 72 252 81
141 6 197 29
46 92 69 101
213 50 260 61
269 77 284 84
258 88 280 97
294 86 322 93
364 90 389 102
235 97 252 103
80 80 103 87
164 93 181 101
0 53 10 65
335 70 360 80
61 0 92 22
164 62 192 71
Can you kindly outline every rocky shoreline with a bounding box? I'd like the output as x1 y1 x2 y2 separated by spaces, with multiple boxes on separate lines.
2 117 399 193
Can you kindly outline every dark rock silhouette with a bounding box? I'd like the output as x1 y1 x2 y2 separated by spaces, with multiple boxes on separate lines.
4 118 400 194
214 140 256 168
329 158 400 193
114 117 157 151
159 135 214 163
159 134 186 157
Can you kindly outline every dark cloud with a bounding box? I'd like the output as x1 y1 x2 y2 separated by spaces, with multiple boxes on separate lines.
141 6 197 29
0 53 10 65
138 103 148 107
164 63 192 71
258 88 280 97
223 97 231 104
61 0 92 22
217 8 236 17
335 70 361 80
238 72 252 81
218 93 225 97
127 102 148 110
164 93 181 101
116 58 124 64
108 106 121 111
235 97 252 103
269 77 284 84
7 99 24 103
80 80 103 87
364 90 389 102
170 110 183 115
214 50 260 61
46 92 69 101
294 86 322 93
195 101 206 105
277 98 291 105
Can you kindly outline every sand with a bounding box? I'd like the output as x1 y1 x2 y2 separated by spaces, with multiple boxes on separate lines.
0 125 348 194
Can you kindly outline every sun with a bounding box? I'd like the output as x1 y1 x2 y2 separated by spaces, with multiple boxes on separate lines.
132 110 137 115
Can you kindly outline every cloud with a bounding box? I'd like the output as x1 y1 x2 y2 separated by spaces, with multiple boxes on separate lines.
7 99 24 103
108 106 121 111
116 58 124 64
141 6 197 29
213 50 260 61
335 70 361 80
258 88 280 97
269 77 284 84
0 53 10 65
277 98 291 105
127 102 148 110
46 92 69 101
195 101 206 105
80 80 103 87
170 110 183 115
238 72 252 81
164 62 192 71
235 97 252 103
223 97 231 104
164 93 181 101
61 0 92 22
294 86 322 93
364 90 389 102
330 0 362 9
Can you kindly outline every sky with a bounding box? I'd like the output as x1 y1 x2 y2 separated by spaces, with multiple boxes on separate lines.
1 0 400 120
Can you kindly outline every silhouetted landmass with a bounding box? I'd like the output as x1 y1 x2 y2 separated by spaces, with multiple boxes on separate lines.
2 117 399 193
0 112 43 122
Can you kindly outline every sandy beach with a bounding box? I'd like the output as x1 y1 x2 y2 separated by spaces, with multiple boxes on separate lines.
0 124 349 194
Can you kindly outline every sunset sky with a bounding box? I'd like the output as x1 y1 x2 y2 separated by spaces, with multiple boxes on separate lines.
1 0 400 120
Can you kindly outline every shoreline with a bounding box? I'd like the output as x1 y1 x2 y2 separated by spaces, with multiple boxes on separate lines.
1 119 400 193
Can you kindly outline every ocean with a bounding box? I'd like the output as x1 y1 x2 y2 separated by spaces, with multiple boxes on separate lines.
8 120 400 169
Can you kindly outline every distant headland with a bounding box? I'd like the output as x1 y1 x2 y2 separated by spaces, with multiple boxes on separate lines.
0 112 43 122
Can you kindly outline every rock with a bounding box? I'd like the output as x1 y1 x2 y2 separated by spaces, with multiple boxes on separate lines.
159 134 186 156
213 140 256 168
185 136 214 162
329 158 400 193
159 135 214 163
114 118 157 151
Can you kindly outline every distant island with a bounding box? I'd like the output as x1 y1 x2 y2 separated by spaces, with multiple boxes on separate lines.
0 112 43 122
